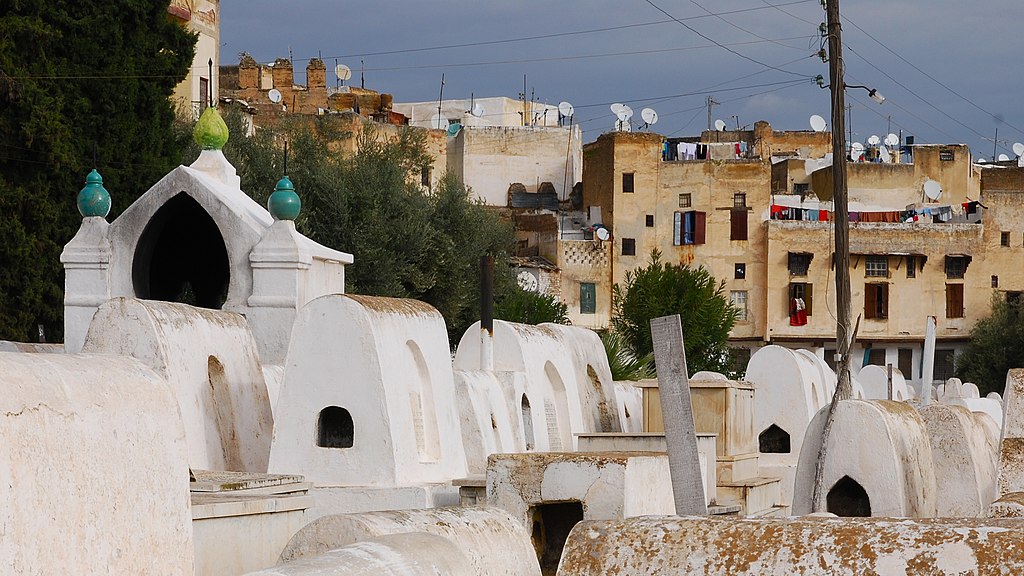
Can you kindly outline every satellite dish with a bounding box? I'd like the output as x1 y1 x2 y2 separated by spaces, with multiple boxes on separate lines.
430 114 445 130
471 104 485 118
335 64 352 81
641 108 658 125
1013 142 1024 156
923 179 942 201
516 271 538 292
714 119 727 131
977 158 988 164
809 114 826 132
447 123 462 137
999 153 1011 162
558 101 575 118
851 142 865 154
867 135 881 146
884 133 899 147
610 103 626 115
595 227 610 241
268 89 282 104
615 119 631 132
621 105 633 120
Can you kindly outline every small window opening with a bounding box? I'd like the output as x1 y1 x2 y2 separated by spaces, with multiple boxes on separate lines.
827 475 871 517
317 406 354 448
758 424 791 454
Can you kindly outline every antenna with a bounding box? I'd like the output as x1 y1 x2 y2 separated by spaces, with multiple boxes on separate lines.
558 101 574 124
472 104 485 118
999 153 1011 162
283 141 288 176
884 133 899 147
641 107 658 129
335 64 352 85
809 114 827 132
1013 142 1024 157
867 134 881 146
268 88 282 104
208 58 213 108
923 179 942 201
714 119 726 131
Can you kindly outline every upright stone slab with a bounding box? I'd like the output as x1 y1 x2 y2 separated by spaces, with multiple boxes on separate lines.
649 315 707 515
998 369 1024 497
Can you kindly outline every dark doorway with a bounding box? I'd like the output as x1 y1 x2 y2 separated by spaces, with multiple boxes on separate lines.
317 406 354 448
132 193 230 309
827 475 871 517
529 501 584 576
758 424 791 454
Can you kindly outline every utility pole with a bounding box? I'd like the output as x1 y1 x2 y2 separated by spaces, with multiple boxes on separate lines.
811 0 854 513
706 96 719 132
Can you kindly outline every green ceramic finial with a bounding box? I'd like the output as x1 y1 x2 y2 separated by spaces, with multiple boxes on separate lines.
268 176 301 220
77 169 111 218
193 106 229 150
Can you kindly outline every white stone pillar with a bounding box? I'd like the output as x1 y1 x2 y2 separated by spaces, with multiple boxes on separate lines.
247 220 312 365
60 217 112 352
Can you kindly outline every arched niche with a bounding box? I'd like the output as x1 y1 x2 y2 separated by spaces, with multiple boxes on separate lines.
827 475 871 517
132 192 230 309
317 406 354 449
758 424 791 454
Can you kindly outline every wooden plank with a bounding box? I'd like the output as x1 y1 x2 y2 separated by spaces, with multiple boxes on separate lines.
650 315 708 515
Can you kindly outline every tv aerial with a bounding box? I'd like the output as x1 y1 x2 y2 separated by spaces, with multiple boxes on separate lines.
884 133 899 147
1013 142 1024 157
335 64 352 84
809 114 827 132
641 107 658 129
923 179 942 201
714 119 727 131
268 89 282 104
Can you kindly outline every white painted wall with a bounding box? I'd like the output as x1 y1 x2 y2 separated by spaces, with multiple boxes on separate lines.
0 352 192 574
84 297 273 473
919 404 998 517
270 294 467 486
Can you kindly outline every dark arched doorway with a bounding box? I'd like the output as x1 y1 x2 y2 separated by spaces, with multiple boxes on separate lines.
132 193 230 309
827 475 871 517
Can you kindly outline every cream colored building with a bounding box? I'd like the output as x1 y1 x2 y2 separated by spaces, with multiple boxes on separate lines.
577 121 1024 388
169 0 220 118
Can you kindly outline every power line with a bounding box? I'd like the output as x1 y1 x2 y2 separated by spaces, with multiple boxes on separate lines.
685 0 810 52
642 0 813 78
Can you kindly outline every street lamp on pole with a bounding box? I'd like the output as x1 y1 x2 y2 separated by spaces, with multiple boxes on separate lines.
816 75 885 104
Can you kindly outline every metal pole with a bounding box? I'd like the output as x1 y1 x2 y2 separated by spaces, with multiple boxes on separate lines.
479 256 494 371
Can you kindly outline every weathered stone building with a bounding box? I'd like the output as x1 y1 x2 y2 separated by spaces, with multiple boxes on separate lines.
169 0 221 118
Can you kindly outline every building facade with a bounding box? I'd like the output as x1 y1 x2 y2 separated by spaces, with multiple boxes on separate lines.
169 0 220 118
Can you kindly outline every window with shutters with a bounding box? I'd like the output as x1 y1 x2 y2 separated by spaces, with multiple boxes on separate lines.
906 255 917 278
946 283 964 318
673 211 706 245
622 172 634 193
730 209 747 241
864 283 888 319
579 282 596 314
789 282 813 316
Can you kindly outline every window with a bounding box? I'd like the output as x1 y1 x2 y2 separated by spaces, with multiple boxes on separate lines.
317 406 354 448
788 253 812 276
621 238 636 256
673 211 706 246
934 349 956 382
906 255 916 278
730 209 747 241
865 348 886 367
678 193 691 208
730 290 748 321
645 214 654 227
734 263 746 280
789 282 812 326
733 192 747 208
622 172 634 193
420 166 431 187
864 283 889 320
945 255 969 279
946 283 964 318
1002 231 1011 246
793 182 809 196
579 282 596 314
939 148 955 161
1009 291 1023 306
729 347 752 374
199 77 209 108
898 348 913 379
993 275 1000 289
865 255 888 278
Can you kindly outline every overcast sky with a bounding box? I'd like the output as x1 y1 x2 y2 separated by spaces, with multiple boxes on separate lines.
222 1 1024 158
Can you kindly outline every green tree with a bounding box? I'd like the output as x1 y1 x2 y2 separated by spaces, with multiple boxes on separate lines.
0 0 195 341
611 249 739 376
600 330 654 381
956 295 1024 396
494 286 570 326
